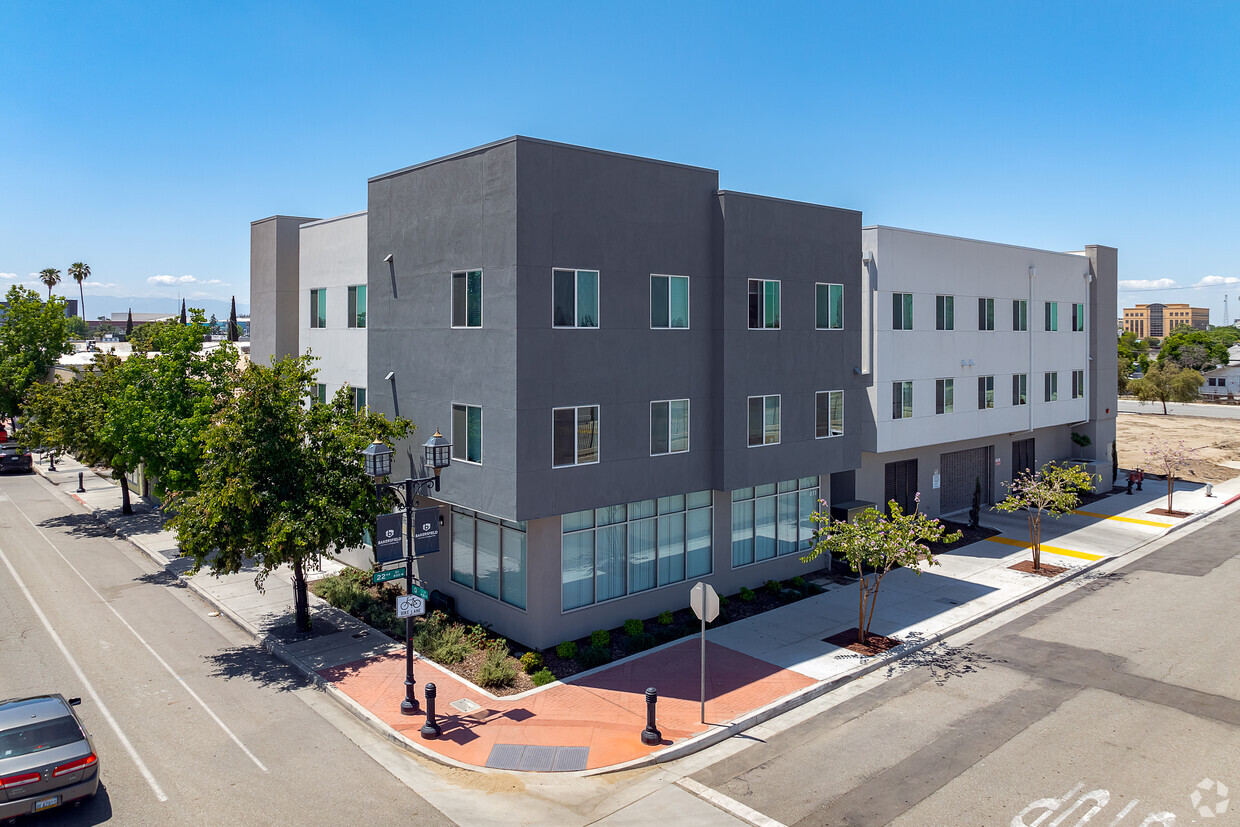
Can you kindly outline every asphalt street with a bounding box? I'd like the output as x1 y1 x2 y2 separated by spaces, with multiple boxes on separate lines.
0 472 454 826
1120 398 1240 418
684 506 1240 826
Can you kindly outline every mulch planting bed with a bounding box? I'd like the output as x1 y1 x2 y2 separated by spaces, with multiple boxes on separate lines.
1148 508 1192 518
445 649 537 697
823 628 903 656
1008 560 1068 577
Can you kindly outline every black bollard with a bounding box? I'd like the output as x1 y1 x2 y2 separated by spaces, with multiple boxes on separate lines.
77 471 86 493
1126 477 1133 495
47 453 57 472
420 682 442 740
641 687 662 745
1136 470 1143 491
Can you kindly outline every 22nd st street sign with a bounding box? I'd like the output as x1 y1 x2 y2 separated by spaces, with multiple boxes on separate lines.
373 567 406 584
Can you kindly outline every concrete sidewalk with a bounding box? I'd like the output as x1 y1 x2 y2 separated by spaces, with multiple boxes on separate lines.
33 451 1240 775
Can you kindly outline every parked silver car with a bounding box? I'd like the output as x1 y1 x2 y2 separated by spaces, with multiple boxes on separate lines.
0 695 99 818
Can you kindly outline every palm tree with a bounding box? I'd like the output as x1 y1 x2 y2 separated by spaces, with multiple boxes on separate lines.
68 262 90 320
39 268 61 298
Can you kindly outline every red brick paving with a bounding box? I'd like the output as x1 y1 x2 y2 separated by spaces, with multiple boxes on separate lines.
318 640 815 770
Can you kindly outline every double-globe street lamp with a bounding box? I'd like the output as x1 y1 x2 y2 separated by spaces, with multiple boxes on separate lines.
361 429 451 715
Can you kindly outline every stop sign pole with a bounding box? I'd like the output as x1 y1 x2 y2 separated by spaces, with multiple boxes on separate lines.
689 582 720 724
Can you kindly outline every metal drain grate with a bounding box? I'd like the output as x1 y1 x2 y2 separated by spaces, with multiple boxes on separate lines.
485 744 589 772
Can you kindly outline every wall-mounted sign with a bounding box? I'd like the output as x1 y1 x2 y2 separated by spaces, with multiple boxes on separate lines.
375 512 404 564
413 507 441 556
932 471 941 490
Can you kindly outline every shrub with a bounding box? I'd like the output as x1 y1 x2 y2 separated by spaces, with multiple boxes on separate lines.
623 618 644 637
764 579 782 595
519 651 544 674
791 576 807 591
657 610 674 626
739 586 756 603
718 595 730 609
628 632 656 652
464 623 489 649
411 616 473 664
808 582 824 595
531 668 556 687
555 640 578 660
590 629 611 648
577 643 612 669
476 642 517 688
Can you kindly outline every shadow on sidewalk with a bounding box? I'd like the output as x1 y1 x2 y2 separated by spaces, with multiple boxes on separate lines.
37 512 115 539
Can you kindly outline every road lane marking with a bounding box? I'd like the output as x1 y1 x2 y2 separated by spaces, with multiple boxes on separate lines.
1070 509 1173 528
678 777 788 827
984 536 1104 561
0 543 169 803
8 502 270 772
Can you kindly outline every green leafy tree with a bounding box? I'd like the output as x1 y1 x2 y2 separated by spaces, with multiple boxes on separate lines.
38 268 61 298
68 262 90 320
125 309 133 338
804 496 960 645
0 286 73 418
179 299 186 325
993 462 1096 571
1143 439 1200 513
1127 362 1203 413
1157 326 1229 371
228 296 239 342
65 315 89 339
168 355 414 632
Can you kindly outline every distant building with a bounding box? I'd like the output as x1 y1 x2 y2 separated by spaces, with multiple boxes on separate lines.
1121 303 1208 337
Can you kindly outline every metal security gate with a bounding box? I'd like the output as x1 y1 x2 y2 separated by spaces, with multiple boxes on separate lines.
939 447 991 515
1012 438 1035 476
884 459 918 515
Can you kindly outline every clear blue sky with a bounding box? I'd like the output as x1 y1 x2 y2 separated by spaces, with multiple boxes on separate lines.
2 1 1238 321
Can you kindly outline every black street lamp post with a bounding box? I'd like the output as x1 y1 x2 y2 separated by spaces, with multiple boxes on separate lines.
362 429 452 716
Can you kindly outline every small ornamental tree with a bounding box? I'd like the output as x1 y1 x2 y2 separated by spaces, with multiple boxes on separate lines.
803 496 961 645
1143 439 1200 514
993 462 1096 571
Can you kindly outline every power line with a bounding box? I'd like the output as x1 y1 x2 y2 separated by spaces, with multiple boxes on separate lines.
1119 282 1239 293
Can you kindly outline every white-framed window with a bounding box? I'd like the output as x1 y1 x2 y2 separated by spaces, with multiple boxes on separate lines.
892 380 913 419
816 283 844 330
1072 369 1085 399
977 375 995 409
1013 373 1028 406
347 285 367 328
309 288 327 329
452 403 482 464
815 390 844 438
561 491 713 610
553 269 599 328
1045 371 1059 401
650 399 690 455
452 507 526 609
893 292 913 330
1013 299 1028 331
936 295 954 330
978 297 995 331
730 477 819 567
651 275 689 329
936 378 954 414
747 395 781 446
1045 301 1059 331
314 383 327 405
1072 303 1086 332
748 279 781 329
552 405 599 467
351 387 366 412
452 270 483 328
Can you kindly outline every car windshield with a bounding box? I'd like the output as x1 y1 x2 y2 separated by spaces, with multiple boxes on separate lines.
0 717 84 758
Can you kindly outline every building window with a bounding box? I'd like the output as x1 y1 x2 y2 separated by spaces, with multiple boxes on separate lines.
748 279 781 329
747 395 781 446
314 383 327 405
892 380 913 419
553 405 599 467
347 285 367 328
553 269 599 328
1013 299 1028 331
815 390 844 438
1045 372 1058 402
1013 373 1028 406
936 295 954 330
651 275 689 329
1072 303 1085 332
453 508 526 610
650 399 690 455
452 404 482 464
351 387 366 412
731 478 819 567
561 491 713 610
978 297 995 331
1072 369 1085 399
310 288 326 329
977 375 995 409
893 292 913 330
452 270 483 328
935 378 954 414
816 283 844 330
1045 301 1059 331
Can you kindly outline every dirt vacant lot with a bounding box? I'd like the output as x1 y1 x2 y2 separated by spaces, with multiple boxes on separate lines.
1117 412 1240 483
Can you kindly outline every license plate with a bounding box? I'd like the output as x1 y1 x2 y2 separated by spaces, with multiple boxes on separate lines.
34 795 61 812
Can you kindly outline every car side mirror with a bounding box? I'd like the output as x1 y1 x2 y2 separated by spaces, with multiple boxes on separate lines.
69 697 82 706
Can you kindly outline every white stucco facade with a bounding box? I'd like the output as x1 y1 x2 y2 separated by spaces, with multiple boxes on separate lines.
298 211 368 404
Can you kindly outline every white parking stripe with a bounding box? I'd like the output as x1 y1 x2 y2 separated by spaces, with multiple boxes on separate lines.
9 505 270 772
0 544 168 803
677 777 788 827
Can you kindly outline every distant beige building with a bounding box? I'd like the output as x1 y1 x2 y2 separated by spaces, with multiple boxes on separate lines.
1121 302 1208 338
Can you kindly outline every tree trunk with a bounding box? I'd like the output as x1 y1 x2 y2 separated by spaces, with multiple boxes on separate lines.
857 573 867 644
1167 476 1174 513
1030 514 1041 570
119 472 132 515
292 557 311 633
1161 397 1167 414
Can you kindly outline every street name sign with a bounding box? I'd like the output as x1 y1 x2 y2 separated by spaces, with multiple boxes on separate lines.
410 584 429 599
373 567 406 584
396 594 426 619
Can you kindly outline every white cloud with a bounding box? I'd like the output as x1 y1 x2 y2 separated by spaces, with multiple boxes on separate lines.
82 282 119 291
1118 278 1179 290
0 273 19 280
1193 275 1240 287
147 274 230 288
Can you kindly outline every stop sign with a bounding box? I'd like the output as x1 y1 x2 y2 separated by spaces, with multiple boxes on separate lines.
689 582 719 622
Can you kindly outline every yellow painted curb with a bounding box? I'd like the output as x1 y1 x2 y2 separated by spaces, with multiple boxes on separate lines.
1071 509 1172 528
984 536 1104 561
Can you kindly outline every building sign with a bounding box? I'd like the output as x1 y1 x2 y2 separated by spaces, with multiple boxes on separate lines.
413 507 441 556
375 512 404 564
